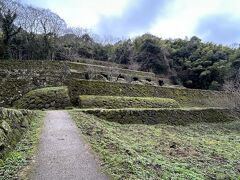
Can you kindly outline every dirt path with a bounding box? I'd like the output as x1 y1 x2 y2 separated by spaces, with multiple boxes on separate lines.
31 111 108 180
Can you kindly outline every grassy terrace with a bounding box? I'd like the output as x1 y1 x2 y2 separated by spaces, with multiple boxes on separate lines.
70 111 240 179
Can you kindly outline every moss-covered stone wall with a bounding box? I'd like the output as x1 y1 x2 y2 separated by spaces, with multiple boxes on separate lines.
0 108 35 158
71 58 128 68
0 60 70 86
0 60 71 107
68 62 155 78
0 60 157 85
0 60 164 107
82 108 238 125
69 62 162 85
0 79 34 107
13 87 71 110
79 95 180 109
68 80 227 107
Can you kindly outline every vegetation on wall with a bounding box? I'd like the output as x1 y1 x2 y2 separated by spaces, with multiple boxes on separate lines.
79 95 180 109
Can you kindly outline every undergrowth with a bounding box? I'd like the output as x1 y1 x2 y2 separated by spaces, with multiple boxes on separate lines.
70 111 240 179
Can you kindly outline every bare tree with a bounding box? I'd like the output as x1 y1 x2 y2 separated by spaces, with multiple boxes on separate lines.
85 65 97 80
128 60 141 71
36 8 67 37
0 0 19 14
35 8 67 60
223 68 240 111
65 27 90 38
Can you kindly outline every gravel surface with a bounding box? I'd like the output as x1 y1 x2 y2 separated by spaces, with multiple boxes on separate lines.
31 111 108 180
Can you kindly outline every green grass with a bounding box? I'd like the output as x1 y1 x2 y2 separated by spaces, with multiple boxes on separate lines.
0 111 45 180
79 95 180 109
70 111 240 179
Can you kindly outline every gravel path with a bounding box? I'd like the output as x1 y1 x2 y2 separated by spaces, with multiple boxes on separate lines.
31 111 108 180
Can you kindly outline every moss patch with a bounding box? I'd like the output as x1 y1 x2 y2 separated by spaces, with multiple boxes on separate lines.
68 79 227 107
79 95 180 109
70 111 240 179
13 86 72 110
0 111 45 179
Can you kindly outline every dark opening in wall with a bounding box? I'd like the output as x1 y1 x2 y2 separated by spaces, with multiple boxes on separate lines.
159 80 164 86
118 74 125 79
101 73 109 80
85 73 90 80
0 144 5 152
133 77 139 81
146 78 152 82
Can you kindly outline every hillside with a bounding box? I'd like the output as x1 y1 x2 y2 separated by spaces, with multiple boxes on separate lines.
0 59 239 179
0 0 240 91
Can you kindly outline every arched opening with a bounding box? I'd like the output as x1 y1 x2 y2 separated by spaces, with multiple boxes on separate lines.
133 77 139 81
101 73 109 80
158 80 164 86
85 73 90 80
117 74 125 79
146 78 152 82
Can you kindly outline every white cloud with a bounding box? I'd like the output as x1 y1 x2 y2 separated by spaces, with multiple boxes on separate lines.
22 0 130 28
149 0 240 39
22 0 240 43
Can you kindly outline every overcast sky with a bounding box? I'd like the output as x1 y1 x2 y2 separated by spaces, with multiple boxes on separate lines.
21 0 240 45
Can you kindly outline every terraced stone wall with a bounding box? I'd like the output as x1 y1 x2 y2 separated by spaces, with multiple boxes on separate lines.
0 60 71 107
79 95 180 109
0 108 35 158
0 60 163 107
0 79 34 107
68 80 228 107
82 108 237 125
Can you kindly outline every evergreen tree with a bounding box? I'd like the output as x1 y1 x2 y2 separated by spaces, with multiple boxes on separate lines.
1 9 20 59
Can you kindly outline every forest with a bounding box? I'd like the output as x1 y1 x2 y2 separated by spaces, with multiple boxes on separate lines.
0 0 240 90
